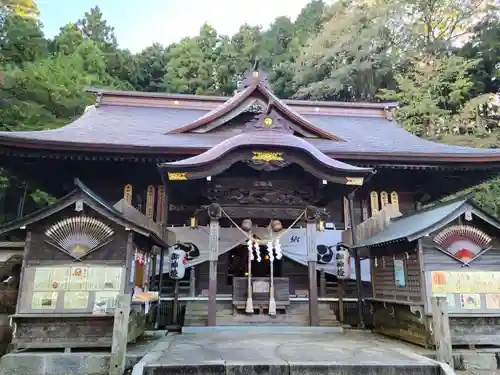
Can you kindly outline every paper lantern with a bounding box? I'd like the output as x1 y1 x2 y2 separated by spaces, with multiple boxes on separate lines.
169 249 186 280
271 220 283 232
241 219 252 232
334 244 351 279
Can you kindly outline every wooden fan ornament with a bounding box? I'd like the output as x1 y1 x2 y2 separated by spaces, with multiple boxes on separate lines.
433 225 492 266
45 216 114 261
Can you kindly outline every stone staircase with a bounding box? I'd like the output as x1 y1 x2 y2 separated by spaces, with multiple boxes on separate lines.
183 300 341 327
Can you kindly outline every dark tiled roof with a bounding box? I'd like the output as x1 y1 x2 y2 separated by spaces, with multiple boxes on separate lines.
0 104 499 159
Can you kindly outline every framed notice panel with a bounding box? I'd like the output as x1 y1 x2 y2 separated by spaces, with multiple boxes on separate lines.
425 270 500 315
19 264 124 315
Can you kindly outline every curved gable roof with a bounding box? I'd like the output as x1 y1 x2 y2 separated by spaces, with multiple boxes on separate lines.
167 79 344 141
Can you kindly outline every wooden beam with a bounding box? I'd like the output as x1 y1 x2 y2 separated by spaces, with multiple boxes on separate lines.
208 218 220 326
431 296 453 366
109 294 131 375
348 193 364 328
15 231 31 316
124 232 134 293
189 265 196 297
306 220 319 326
319 269 326 298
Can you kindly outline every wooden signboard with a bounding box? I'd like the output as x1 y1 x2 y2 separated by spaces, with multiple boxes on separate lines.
425 270 500 314
19 265 124 314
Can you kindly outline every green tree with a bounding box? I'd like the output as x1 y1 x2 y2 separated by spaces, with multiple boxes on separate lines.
163 24 226 95
75 6 117 51
378 56 480 136
52 23 85 55
0 0 38 17
460 16 500 96
135 43 169 92
0 12 47 66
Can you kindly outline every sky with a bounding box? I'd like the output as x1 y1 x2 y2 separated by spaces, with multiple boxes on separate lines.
38 0 313 53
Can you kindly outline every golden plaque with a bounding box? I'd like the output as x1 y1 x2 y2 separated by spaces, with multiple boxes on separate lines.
123 184 133 204
252 151 283 162
168 172 187 180
345 177 364 185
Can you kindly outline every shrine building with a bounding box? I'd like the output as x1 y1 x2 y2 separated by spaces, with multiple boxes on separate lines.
1 69 500 329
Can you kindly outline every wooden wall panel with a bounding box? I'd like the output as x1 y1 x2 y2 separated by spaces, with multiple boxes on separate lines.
372 250 422 303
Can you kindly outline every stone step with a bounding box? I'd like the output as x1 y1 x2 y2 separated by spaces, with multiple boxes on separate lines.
184 301 341 327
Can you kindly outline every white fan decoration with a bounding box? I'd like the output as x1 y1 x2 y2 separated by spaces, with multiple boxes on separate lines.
433 225 491 264
45 217 114 259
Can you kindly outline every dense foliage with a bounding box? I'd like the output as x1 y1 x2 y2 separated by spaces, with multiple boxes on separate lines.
1 0 500 218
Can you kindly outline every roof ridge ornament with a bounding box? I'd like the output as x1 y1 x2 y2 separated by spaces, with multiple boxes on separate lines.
238 63 271 92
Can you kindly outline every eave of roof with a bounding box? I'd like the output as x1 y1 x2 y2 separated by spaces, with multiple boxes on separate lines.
158 131 374 183
357 195 500 248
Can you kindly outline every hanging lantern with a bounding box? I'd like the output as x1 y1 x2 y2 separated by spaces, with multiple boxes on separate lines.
190 216 198 229
334 243 351 280
169 249 186 280
317 219 325 232
241 219 253 232
271 220 283 232
135 251 145 265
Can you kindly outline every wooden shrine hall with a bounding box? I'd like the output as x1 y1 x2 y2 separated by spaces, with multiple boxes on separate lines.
1 68 500 328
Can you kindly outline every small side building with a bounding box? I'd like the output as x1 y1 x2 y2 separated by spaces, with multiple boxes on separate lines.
358 196 500 348
0 179 168 351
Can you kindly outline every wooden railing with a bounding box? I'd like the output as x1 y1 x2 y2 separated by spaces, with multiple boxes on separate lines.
342 204 402 245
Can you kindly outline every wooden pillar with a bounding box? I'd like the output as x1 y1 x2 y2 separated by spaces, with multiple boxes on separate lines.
124 232 134 294
207 203 221 327
348 193 365 328
15 231 31 315
338 279 345 324
154 246 165 329
319 269 326 298
306 207 319 326
155 183 168 329
189 265 196 297
110 293 131 375
431 296 452 366
150 248 157 290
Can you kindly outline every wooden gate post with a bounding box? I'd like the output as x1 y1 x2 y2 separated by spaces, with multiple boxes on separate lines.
189 265 196 297
319 269 326 298
110 294 131 375
431 296 453 366
348 193 364 328
207 203 221 327
305 206 319 326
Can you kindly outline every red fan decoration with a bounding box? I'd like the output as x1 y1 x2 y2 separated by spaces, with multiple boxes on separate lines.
433 225 491 263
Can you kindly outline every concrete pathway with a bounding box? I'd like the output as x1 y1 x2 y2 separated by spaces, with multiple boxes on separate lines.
141 329 442 375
